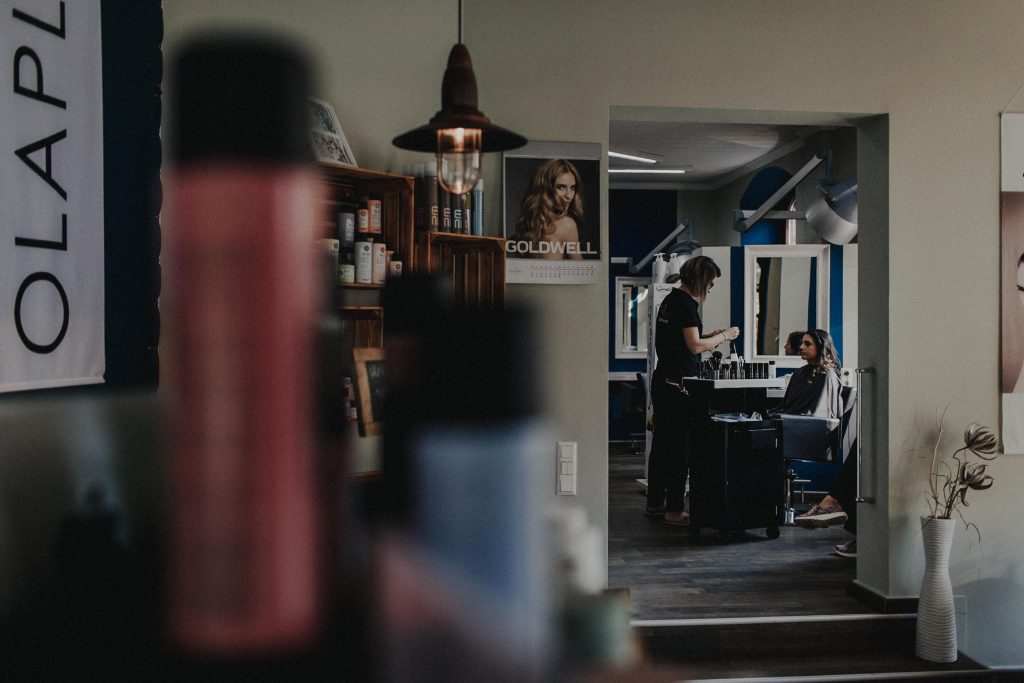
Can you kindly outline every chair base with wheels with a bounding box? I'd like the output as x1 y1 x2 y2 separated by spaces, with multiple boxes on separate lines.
782 469 811 525
775 384 858 522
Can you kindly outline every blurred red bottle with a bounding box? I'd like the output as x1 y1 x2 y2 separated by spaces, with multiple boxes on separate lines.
163 36 325 655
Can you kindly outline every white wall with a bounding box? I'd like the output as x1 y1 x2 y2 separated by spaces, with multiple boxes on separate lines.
162 0 1024 667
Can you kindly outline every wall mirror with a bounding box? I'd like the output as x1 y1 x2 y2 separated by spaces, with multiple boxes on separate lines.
615 277 650 358
743 245 829 367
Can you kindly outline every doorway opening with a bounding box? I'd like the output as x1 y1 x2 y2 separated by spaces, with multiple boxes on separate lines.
605 107 888 621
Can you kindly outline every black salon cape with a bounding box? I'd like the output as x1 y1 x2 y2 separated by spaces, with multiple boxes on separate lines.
779 364 842 418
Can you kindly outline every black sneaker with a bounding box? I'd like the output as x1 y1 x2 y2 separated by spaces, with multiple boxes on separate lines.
644 505 666 517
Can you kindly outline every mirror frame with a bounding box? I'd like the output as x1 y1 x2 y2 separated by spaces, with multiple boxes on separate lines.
742 244 829 368
614 276 651 359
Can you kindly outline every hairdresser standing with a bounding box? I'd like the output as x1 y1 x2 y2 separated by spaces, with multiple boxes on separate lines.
645 256 739 525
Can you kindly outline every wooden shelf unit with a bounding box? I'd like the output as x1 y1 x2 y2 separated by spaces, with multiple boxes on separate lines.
317 162 506 308
340 282 383 290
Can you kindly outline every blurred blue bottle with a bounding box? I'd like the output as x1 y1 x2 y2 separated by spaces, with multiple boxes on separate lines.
411 303 553 678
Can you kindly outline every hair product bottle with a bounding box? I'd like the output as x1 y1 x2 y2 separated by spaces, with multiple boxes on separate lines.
354 206 374 284
163 36 325 655
338 210 356 284
371 242 388 285
471 178 484 235
412 162 425 231
450 191 464 234
439 184 451 232
355 238 374 284
424 161 439 232
338 210 356 250
366 197 382 237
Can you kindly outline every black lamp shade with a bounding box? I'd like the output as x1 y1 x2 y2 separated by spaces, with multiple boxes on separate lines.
392 43 526 153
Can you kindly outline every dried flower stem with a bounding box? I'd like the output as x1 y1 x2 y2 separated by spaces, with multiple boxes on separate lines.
928 405 949 518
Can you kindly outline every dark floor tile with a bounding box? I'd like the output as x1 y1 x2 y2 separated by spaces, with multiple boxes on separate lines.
607 448 863 620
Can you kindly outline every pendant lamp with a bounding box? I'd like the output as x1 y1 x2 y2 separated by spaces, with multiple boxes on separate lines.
392 0 526 195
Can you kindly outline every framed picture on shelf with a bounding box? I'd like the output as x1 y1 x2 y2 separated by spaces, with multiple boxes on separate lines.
309 97 356 166
352 347 384 436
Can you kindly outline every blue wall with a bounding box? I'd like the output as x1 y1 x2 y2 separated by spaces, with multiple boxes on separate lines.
608 189 677 375
739 167 794 246
608 190 676 439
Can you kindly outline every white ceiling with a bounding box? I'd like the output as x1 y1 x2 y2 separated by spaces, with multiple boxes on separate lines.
608 120 823 189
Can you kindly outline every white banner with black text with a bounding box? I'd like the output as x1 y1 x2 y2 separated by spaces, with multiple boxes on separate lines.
0 1 104 392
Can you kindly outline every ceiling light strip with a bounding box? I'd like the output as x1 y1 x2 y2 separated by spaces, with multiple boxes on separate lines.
608 150 658 164
609 168 686 174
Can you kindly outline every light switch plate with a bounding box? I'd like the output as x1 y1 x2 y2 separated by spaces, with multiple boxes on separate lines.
556 441 577 495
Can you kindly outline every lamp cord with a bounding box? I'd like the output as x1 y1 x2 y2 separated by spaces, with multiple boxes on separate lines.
458 0 463 44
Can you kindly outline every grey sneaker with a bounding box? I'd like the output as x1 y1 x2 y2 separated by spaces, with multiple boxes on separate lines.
833 539 857 558
794 502 848 529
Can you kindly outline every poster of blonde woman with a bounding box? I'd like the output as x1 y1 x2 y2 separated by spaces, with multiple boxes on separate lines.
1000 113 1024 452
503 141 601 284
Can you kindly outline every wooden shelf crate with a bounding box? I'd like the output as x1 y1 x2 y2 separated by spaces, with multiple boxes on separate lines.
414 232 506 308
317 162 415 269
339 306 383 349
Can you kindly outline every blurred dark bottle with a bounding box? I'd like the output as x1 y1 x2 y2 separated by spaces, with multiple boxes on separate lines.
163 36 326 656
378 280 555 681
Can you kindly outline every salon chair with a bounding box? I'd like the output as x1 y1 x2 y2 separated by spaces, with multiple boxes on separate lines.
615 373 648 455
775 385 858 524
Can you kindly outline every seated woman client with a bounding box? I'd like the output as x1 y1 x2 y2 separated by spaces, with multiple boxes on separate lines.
776 328 842 418
781 329 857 558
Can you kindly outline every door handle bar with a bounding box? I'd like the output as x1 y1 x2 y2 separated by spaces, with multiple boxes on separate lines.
854 367 875 504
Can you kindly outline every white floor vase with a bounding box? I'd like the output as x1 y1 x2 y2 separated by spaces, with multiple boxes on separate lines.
915 515 957 662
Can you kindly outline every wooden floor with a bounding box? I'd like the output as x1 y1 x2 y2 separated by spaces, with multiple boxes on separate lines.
607 441 872 620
